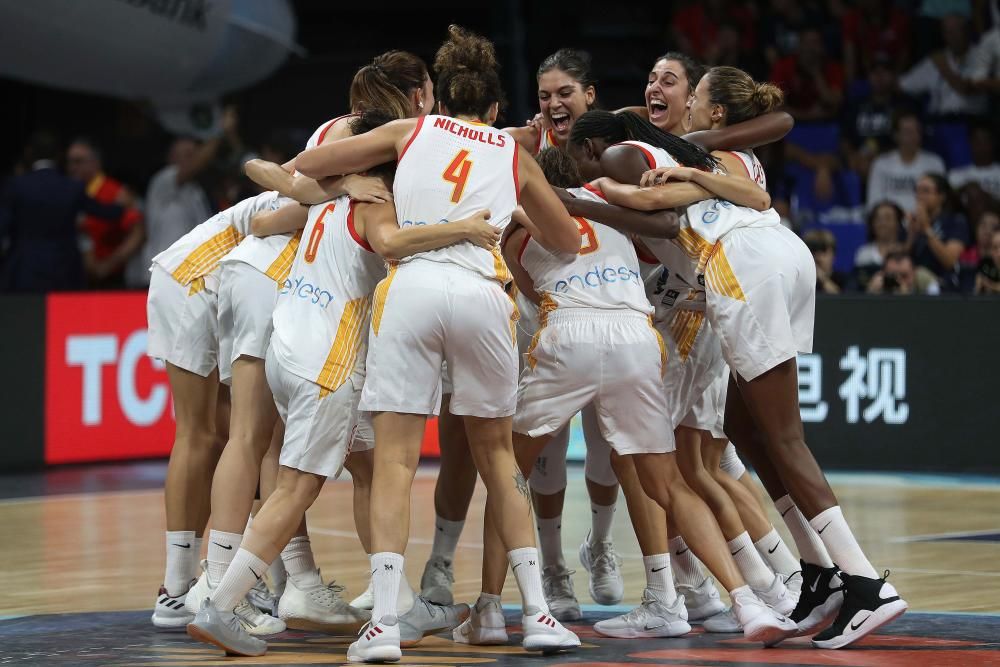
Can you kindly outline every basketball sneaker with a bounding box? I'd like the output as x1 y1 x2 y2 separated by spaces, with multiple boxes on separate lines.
350 578 374 610
152 581 196 628
278 570 369 633
730 587 797 645
399 595 470 646
521 607 581 653
789 560 844 637
348 615 401 663
579 536 624 605
593 588 691 638
183 563 213 616
542 565 582 621
187 598 267 657
247 578 279 617
453 594 508 645
419 555 455 606
753 573 797 616
675 577 726 621
234 599 286 636
811 570 907 649
702 608 742 633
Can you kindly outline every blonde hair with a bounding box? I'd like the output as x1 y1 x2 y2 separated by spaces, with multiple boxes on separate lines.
349 50 428 120
705 66 783 125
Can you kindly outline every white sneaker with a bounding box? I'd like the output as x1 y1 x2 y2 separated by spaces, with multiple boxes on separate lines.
753 573 797 616
183 566 213 616
248 578 279 617
453 595 508 645
784 570 803 601
419 555 455 606
542 565 582 621
152 580 195 628
731 587 797 645
703 608 742 633
593 588 691 638
578 536 624 605
521 607 581 653
350 578 374 611
676 577 726 621
278 570 370 634
234 599 287 636
399 595 469 646
348 615 401 663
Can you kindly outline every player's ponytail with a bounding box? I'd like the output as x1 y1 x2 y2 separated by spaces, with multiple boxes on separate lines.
536 147 584 188
570 110 717 171
705 66 784 126
350 50 429 121
433 24 506 120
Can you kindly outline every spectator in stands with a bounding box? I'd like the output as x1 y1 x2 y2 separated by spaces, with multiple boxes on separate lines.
769 26 845 120
66 138 144 289
124 136 216 288
960 209 999 289
841 0 912 81
841 53 917 180
866 250 941 295
949 124 1000 199
670 0 758 68
974 226 1000 293
906 173 969 290
899 14 987 117
804 229 847 293
0 132 125 292
855 201 906 288
759 0 829 68
866 112 946 212
968 13 1000 94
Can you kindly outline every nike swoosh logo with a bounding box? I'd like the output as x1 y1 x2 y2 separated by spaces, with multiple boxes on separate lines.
249 567 261 579
817 521 832 534
850 614 871 631
676 548 689 556
651 566 668 572
731 546 746 556
768 543 780 554
513 563 522 571
644 623 665 631
809 575 822 593
779 506 793 517
213 543 233 550
172 543 191 549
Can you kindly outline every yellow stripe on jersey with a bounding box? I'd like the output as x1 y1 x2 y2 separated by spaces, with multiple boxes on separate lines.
648 315 668 378
704 245 746 301
526 293 558 369
371 263 398 336
667 309 705 363
172 227 243 285
316 296 372 394
265 231 303 285
492 246 512 284
187 276 206 296
674 227 715 273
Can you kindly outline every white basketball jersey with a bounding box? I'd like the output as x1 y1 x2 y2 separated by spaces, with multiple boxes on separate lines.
270 195 386 392
534 125 559 155
518 185 652 315
392 115 519 282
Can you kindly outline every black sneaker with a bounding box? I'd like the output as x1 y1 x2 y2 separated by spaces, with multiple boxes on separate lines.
811 570 907 649
788 560 844 638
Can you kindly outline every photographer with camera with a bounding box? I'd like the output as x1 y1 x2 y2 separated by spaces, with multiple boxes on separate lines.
866 250 941 295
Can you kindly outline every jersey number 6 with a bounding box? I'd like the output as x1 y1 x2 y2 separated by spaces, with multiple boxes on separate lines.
443 149 473 203
304 202 335 263
574 217 599 255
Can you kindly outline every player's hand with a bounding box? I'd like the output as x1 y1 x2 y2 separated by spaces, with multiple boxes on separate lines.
343 174 392 203
458 209 499 249
641 166 696 187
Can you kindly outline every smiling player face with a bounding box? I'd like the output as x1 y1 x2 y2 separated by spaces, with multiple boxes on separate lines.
538 68 595 144
645 58 692 135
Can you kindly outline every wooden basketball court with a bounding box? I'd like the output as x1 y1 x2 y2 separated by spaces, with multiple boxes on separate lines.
2 462 999 666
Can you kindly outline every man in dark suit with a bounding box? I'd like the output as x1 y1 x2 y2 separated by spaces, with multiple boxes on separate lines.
0 132 126 292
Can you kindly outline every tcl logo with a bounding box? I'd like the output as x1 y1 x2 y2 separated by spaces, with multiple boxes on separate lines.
46 293 174 464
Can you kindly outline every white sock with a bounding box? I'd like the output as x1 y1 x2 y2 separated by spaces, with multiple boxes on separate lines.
589 502 616 544
268 556 287 594
192 536 203 579
371 552 404 623
508 547 549 613
212 548 267 611
430 516 465 561
207 530 243 586
669 536 705 588
809 506 878 578
281 536 322 587
642 553 677 604
753 527 800 579
397 574 416 615
164 530 196 596
728 532 774 590
775 494 834 568
535 516 566 570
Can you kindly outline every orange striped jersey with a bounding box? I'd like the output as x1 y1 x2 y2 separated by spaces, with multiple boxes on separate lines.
151 191 285 286
534 125 560 155
392 115 519 282
269 195 386 392
517 185 652 315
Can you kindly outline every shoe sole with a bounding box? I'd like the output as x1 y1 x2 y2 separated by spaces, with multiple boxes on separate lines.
743 620 798 645
347 645 401 663
792 592 844 638
594 623 691 639
523 636 582 653
811 600 908 649
151 612 194 629
453 626 508 645
282 616 367 634
186 622 266 657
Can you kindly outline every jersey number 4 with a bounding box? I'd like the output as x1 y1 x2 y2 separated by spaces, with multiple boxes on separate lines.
443 150 473 203
304 202 335 263
574 217 599 255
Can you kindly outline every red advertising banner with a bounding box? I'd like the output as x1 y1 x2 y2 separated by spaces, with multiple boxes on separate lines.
44 292 441 465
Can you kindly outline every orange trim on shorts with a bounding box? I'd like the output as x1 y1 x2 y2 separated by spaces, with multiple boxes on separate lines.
371 263 398 335
172 227 243 285
526 293 558 369
648 315 668 378
704 244 746 301
316 296 372 393
667 309 705 363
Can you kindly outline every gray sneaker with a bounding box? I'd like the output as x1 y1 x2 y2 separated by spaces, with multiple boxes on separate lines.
542 565 582 622
419 555 455 605
399 595 471 647
247 579 279 617
186 598 267 657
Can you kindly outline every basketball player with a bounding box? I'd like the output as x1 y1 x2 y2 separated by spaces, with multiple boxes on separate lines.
294 25 586 662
